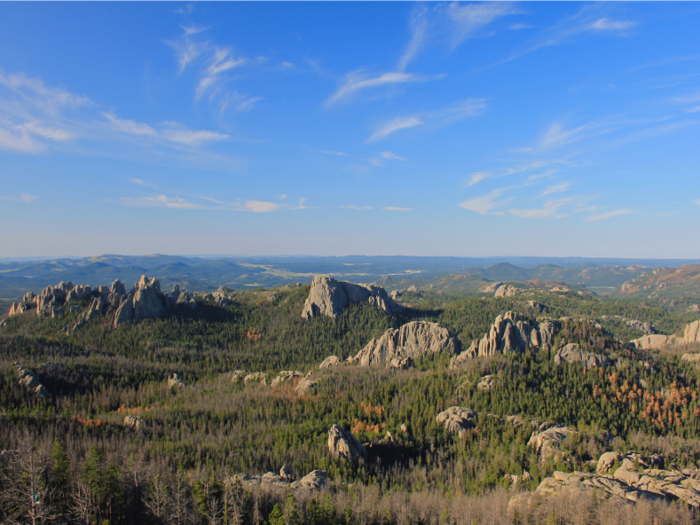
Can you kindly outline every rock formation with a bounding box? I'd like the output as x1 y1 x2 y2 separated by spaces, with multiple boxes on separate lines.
270 370 304 388
14 363 50 399
554 343 611 369
294 375 317 395
476 375 496 390
167 373 185 388
631 320 700 349
8 302 31 317
319 355 341 369
495 284 519 297
244 372 267 386
232 468 328 492
436 407 477 433
509 456 700 510
352 321 461 367
328 424 367 461
451 312 561 368
124 415 146 430
297 470 328 490
301 275 401 320
528 426 576 463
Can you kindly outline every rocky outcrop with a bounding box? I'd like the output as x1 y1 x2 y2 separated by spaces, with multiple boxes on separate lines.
167 373 185 388
244 372 267 386
233 469 328 492
270 371 304 388
352 321 461 367
436 407 477 433
528 426 576 463
294 375 317 395
301 275 401 320
625 319 657 334
495 284 519 297
451 312 561 368
8 302 31 317
388 356 414 369
319 355 341 369
328 424 367 461
14 363 50 399
631 320 700 349
510 459 700 510
124 415 146 430
477 375 496 390
554 343 611 369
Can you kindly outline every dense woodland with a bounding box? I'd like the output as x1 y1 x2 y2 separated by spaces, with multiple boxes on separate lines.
2 283 700 524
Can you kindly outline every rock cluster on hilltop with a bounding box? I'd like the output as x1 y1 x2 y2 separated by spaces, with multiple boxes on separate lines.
509 452 700 510
351 321 461 367
631 320 700 350
554 343 611 369
14 363 50 399
450 311 561 368
319 355 342 369
527 426 577 464
328 424 367 462
270 370 304 388
124 415 146 430
3 276 238 329
301 275 401 320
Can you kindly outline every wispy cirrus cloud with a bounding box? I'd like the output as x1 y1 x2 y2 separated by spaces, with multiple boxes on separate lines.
459 187 511 215
508 197 572 219
167 25 261 113
398 2 518 71
541 181 571 196
326 71 430 106
368 98 486 142
384 206 413 211
1 193 38 203
503 4 637 63
585 208 634 221
104 113 228 146
121 193 308 213
368 117 424 142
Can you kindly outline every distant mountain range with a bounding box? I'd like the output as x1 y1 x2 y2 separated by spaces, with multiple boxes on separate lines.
1 253 699 304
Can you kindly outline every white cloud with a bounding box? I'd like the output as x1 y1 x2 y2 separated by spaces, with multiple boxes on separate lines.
245 200 279 213
368 117 424 142
120 192 308 213
585 208 634 221
342 205 372 210
541 181 571 196
326 71 427 106
1 193 38 203
220 91 262 113
508 198 571 219
196 47 245 98
591 18 636 31
368 98 486 143
319 150 350 156
465 172 492 187
694 199 700 206
398 2 517 71
459 187 511 215
105 112 228 146
384 206 413 211
504 5 638 63
379 151 406 161
121 194 208 210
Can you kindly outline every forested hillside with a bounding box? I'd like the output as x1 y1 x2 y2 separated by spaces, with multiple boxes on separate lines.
2 278 700 524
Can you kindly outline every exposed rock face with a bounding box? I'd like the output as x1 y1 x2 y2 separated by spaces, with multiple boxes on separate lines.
8 302 31 317
328 424 367 461
301 275 401 320
451 312 561 368
14 363 50 399
554 343 611 369
388 356 414 369
436 407 477 433
495 285 519 297
233 469 328 492
510 460 700 510
528 426 576 463
631 320 700 349
319 355 341 369
352 321 461 367
477 375 496 391
294 376 317 395
230 370 246 383
167 373 185 388
481 282 503 294
244 372 267 386
279 465 293 481
297 470 328 490
625 319 657 334
124 415 146 430
270 371 304 388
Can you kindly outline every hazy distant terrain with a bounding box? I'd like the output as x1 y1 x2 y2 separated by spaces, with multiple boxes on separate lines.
2 254 699 306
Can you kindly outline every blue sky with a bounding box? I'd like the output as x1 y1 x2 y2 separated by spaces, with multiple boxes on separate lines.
1 2 699 258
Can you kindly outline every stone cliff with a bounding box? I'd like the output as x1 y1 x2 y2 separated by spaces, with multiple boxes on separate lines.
301 275 400 320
